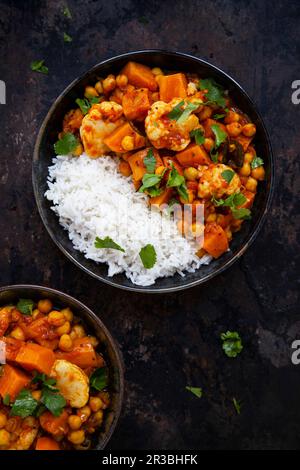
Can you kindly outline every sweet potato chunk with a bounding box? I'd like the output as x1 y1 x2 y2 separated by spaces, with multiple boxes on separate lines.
203 223 229 258
159 73 187 102
0 364 31 401
15 342 55 375
36 437 61 450
0 336 24 362
149 187 173 206
176 143 211 167
121 61 157 91
103 122 146 153
128 148 163 182
55 337 103 369
39 410 69 437
122 88 151 121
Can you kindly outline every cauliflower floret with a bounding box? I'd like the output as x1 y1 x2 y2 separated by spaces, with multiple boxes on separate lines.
145 99 199 151
50 359 89 408
187 81 198 96
80 101 124 158
198 163 241 199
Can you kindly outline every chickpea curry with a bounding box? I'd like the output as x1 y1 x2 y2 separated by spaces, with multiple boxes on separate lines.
55 61 265 260
0 298 110 450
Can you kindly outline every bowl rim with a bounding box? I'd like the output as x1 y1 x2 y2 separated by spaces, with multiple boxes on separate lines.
33 49 275 294
0 283 124 450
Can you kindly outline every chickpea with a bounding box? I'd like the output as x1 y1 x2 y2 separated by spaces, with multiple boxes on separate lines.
118 160 132 177
72 325 85 338
88 336 99 347
32 308 40 320
70 329 78 340
155 165 165 176
94 80 103 94
102 74 116 94
225 227 232 241
38 299 53 314
121 135 134 151
89 397 103 412
242 123 256 137
155 74 163 85
98 392 110 408
68 430 85 445
244 152 254 163
151 92 159 101
224 110 240 124
203 137 214 152
231 219 243 231
198 106 212 121
109 88 124 105
22 416 37 428
151 67 163 76
5 417 18 432
77 406 91 423
239 162 251 177
93 410 104 426
10 326 25 341
184 167 198 181
206 213 217 223
32 390 42 401
48 311 65 327
0 413 7 429
73 143 84 157
226 122 242 137
56 321 71 336
245 176 257 192
251 166 265 181
68 415 82 431
116 74 128 88
60 307 73 322
84 86 99 99
59 334 73 351
0 429 10 449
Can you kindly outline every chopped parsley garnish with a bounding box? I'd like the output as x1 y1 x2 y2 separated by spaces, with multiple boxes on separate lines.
211 192 251 220
95 236 125 252
198 78 226 108
139 173 162 193
16 298 35 316
30 60 48 75
233 397 242 414
177 102 201 124
31 372 58 391
167 100 185 120
63 6 72 18
211 124 227 147
63 32 72 43
166 165 189 202
220 331 243 358
54 132 78 155
143 149 156 173
190 128 205 145
40 388 66 417
221 169 235 184
213 113 226 120
10 390 39 418
76 96 100 115
251 156 264 169
186 386 203 398
90 367 108 391
139 244 157 269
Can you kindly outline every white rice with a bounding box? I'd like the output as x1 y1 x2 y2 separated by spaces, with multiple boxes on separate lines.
45 154 211 286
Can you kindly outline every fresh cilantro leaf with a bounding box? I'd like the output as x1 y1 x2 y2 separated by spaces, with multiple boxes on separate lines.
11 389 39 418
221 169 235 184
233 397 241 415
230 192 247 207
177 102 201 124
3 394 10 406
32 372 58 391
95 236 125 252
54 132 78 155
167 166 185 188
210 147 219 163
231 207 251 220
75 97 100 115
139 244 157 269
138 16 149 24
16 298 35 316
211 194 225 207
177 184 189 202
139 173 162 193
211 124 227 147
30 60 48 75
190 128 205 145
63 32 72 43
144 149 156 173
213 113 226 120
147 187 162 197
251 156 264 169
220 331 243 358
33 404 47 418
186 386 202 398
166 198 180 215
167 100 185 120
90 367 108 391
41 389 66 417
63 6 72 18
198 78 226 108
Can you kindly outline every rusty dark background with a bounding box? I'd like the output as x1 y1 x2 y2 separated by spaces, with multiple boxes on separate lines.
0 0 299 450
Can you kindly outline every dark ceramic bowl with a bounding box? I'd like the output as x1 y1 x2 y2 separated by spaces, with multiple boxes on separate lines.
0 285 124 450
33 50 274 293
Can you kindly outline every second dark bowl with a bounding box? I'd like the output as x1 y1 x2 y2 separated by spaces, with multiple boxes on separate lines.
33 50 274 293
